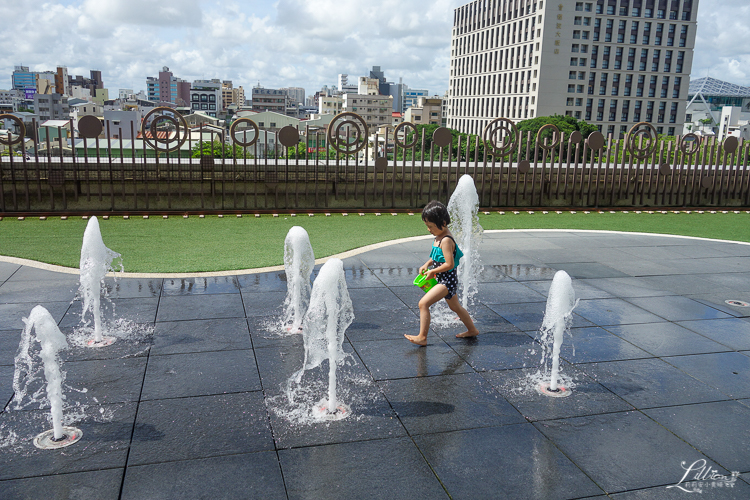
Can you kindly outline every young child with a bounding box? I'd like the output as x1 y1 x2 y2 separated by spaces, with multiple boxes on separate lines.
405 200 479 346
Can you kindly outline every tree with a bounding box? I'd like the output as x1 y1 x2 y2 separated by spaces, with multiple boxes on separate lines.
190 140 253 159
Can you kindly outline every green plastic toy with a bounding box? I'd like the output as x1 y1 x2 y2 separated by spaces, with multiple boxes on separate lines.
413 272 438 293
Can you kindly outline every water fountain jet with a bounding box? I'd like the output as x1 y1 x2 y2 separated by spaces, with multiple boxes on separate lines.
536 270 578 398
289 258 354 420
20 306 83 449
282 226 315 332
79 216 122 347
447 174 483 310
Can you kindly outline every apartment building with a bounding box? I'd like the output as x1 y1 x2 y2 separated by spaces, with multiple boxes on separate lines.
33 93 70 121
404 97 444 125
146 67 190 105
448 0 698 138
342 94 394 130
190 80 222 118
319 95 344 115
251 87 287 114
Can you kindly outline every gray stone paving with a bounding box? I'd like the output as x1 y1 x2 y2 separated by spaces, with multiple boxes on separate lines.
1 230 750 499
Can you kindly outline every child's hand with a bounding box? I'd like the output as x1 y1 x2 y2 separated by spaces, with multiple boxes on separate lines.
419 264 429 275
424 269 436 280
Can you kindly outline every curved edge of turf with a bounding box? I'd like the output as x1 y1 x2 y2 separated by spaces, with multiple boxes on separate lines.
2 229 748 279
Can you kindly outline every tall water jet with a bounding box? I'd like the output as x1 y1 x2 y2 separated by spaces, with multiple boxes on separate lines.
282 226 315 332
20 306 83 449
447 174 483 310
536 270 578 397
290 258 354 420
79 216 122 347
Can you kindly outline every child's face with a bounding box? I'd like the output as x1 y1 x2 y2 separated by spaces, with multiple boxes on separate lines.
424 220 443 236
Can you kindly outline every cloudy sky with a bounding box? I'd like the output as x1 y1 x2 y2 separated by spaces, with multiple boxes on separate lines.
2 0 749 99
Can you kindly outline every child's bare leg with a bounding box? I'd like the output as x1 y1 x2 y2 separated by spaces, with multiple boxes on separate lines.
446 295 479 338
405 285 448 346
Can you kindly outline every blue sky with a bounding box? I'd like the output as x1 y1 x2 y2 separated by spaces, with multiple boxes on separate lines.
2 0 748 99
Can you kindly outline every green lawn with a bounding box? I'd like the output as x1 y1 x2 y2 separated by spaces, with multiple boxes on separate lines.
0 210 748 273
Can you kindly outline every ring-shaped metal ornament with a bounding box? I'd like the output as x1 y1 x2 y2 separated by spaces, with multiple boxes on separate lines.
394 122 418 149
679 133 701 156
230 118 259 147
141 107 189 152
626 122 658 160
482 118 518 156
723 136 739 154
536 124 562 151
0 114 25 146
328 112 368 154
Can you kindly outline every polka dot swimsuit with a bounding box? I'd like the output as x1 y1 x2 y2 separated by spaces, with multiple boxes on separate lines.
429 235 462 300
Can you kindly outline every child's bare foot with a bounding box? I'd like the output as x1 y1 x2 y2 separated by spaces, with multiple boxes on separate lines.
456 329 479 338
404 334 428 346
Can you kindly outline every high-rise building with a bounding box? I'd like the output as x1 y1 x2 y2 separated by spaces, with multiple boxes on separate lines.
12 66 35 91
251 86 287 114
281 87 305 106
222 81 233 110
190 80 222 117
146 67 190 105
55 67 70 95
448 0 698 138
403 86 429 112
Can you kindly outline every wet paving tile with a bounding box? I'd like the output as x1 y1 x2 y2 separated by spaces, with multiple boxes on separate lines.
524 278 615 300
0 278 79 305
0 468 124 500
236 271 288 292
663 352 750 399
161 276 240 295
63 357 148 405
580 277 677 298
121 451 286 500
478 281 547 304
347 287 409 311
579 358 730 408
674 318 750 351
379 372 525 435
558 326 654 364
645 400 750 473
625 296 733 322
103 278 162 298
0 262 21 283
440 331 537 372
608 480 750 499
345 308 419 342
572 298 666 326
0 365 15 409
414 424 604 499
151 317 251 355
280 438 447 500
141 350 261 400
367 266 424 286
544 262 631 279
485 301 594 331
534 411 727 494
605 322 731 357
0 301 71 331
157 294 246 322
0 329 21 366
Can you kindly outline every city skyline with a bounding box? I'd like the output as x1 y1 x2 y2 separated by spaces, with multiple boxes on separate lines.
1 0 749 99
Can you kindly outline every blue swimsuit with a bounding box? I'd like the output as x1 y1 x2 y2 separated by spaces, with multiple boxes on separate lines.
430 235 463 299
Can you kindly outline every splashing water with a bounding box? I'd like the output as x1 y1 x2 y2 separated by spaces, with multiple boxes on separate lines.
282 226 315 332
288 258 354 420
448 174 484 310
537 271 579 394
79 216 122 344
18 306 69 440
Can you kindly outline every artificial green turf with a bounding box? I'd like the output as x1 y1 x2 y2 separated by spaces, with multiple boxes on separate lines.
0 210 748 273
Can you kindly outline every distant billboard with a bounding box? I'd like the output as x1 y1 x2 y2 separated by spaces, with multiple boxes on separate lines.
24 88 36 99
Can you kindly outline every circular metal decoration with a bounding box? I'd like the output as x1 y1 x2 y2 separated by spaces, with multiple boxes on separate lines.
394 122 418 149
432 127 453 148
725 299 750 307
278 125 300 148
659 163 671 175
723 136 739 154
482 118 518 156
535 123 562 151
78 115 103 139
679 133 701 156
517 160 531 174
586 131 605 150
626 122 659 160
141 107 188 153
327 112 368 155
230 118 259 147
569 130 583 144
701 176 713 189
375 157 388 172
0 114 25 146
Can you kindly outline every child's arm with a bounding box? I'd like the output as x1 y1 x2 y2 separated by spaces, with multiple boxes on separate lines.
419 259 433 274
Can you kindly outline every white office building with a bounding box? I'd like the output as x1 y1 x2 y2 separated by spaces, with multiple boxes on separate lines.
448 0 698 138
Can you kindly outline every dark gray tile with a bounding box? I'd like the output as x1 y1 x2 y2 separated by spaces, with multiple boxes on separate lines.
3 266 77 282
689 295 750 318
415 424 604 499
581 358 730 408
104 277 162 298
353 338 473 380
128 392 273 466
493 263 559 281
342 267 387 288
121 451 286 500
645 401 750 473
367 266 423 286
237 271 288 292
0 302 70 331
703 272 750 291
142 350 260 400
675 318 750 351
348 287 408 311
525 278 615 300
0 329 21 366
485 301 594 331
581 277 676 298
151 318 252 355
345 308 419 341
0 365 14 409
60 297 159 328
484 366 635 421
0 467 123 500
626 296 733 322
664 352 750 399
388 284 429 307
0 402 136 481
544 262 630 279
0 262 21 283
0 278 79 305
161 276 240 295
573 298 667 326
609 480 750 498
157 294 246 322
560 326 654 363
638 275 725 295
280 438 448 500
63 357 148 405
442 331 537 372
534 411 724 494
380 372 525 434
606 322 730 357
478 281 547 304
239 290 285 317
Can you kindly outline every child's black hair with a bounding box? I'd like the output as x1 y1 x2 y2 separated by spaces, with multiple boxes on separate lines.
422 200 451 229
